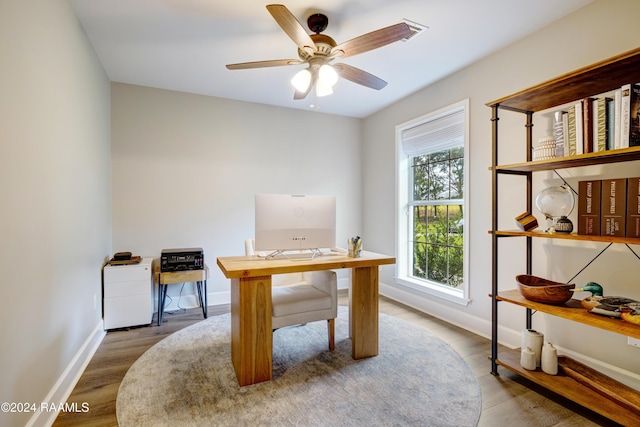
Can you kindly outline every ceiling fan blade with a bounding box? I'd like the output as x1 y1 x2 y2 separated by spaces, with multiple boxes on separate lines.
226 59 303 70
334 63 387 90
331 22 411 59
293 72 317 100
266 4 316 53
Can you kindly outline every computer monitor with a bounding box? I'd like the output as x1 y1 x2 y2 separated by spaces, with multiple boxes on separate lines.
254 194 336 254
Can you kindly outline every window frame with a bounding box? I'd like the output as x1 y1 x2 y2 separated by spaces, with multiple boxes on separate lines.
395 99 470 306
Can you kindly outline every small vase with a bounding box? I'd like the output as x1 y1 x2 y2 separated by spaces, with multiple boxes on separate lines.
521 329 544 367
541 342 558 375
520 347 536 371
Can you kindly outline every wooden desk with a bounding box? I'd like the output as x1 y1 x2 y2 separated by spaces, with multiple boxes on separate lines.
155 265 209 325
216 251 396 386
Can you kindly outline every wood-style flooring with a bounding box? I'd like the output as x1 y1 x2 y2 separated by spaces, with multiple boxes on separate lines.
54 294 620 426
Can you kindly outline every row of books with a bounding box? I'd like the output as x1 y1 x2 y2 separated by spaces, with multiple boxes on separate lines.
578 177 640 238
552 83 640 157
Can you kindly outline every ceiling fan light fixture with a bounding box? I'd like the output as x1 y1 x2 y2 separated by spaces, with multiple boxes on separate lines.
228 5 411 102
318 64 338 87
315 79 333 97
291 68 311 92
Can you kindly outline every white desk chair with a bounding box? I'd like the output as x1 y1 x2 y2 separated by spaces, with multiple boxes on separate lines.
245 239 337 350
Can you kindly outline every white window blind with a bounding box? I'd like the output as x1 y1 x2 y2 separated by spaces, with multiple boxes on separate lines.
400 109 465 156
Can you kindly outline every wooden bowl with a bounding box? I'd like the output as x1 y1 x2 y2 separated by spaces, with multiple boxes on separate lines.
516 275 575 305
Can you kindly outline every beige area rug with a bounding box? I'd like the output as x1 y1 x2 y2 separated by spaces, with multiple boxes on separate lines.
117 307 481 426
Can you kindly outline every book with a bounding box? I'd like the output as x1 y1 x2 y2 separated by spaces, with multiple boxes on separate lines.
567 107 577 156
582 97 595 153
631 85 640 147
575 102 584 155
578 180 601 235
553 111 566 157
601 178 627 237
613 89 622 149
619 83 640 148
593 97 611 152
627 177 640 238
562 111 569 156
606 97 615 150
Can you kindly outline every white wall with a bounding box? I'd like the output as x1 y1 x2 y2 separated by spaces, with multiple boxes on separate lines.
0 1 111 426
363 0 640 386
111 84 362 305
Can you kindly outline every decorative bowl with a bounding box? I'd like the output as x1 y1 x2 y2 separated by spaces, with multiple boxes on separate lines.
515 275 575 305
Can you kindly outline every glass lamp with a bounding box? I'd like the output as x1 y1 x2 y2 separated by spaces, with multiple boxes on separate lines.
315 79 333 97
291 69 312 92
535 185 575 233
318 64 338 87
291 64 338 97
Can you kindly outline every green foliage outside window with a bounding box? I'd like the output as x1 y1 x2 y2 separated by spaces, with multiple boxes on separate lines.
410 147 464 288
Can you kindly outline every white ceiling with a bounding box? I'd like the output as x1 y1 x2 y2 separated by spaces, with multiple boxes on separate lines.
70 0 595 118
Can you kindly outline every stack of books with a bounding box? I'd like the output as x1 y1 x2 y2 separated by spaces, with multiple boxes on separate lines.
578 177 640 238
552 83 640 157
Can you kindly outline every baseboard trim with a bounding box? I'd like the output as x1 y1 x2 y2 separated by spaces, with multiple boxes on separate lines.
379 281 491 339
26 320 106 427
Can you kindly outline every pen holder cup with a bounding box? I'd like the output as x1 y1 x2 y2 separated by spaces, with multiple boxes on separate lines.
348 239 362 258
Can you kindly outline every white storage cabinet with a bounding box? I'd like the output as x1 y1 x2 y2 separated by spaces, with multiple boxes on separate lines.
103 257 153 329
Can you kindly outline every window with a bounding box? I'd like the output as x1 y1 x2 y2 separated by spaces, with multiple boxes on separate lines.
395 100 469 305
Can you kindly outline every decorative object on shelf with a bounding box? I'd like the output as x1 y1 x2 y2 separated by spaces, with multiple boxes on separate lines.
535 184 575 233
520 346 536 371
521 329 544 367
553 215 574 233
541 342 558 375
583 296 640 318
576 282 640 318
515 211 538 231
558 355 640 416
553 112 566 157
574 282 604 299
532 136 557 161
516 274 575 305
621 303 640 325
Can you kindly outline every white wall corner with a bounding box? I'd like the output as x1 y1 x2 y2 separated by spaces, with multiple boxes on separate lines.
26 321 106 427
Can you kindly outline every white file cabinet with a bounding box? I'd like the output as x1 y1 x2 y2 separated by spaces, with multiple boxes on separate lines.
103 257 153 330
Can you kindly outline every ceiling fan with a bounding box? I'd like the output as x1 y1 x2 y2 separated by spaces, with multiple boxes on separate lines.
226 4 411 100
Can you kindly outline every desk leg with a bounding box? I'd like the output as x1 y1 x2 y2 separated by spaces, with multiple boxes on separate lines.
350 266 379 359
230 276 273 386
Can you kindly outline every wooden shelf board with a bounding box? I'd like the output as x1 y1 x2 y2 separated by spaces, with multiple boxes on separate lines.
490 229 640 245
495 289 640 339
495 349 640 425
486 47 640 112
491 146 640 172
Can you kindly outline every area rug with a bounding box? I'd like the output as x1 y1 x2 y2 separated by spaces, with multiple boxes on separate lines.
117 307 481 426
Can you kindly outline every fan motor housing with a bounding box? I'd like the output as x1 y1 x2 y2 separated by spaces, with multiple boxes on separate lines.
298 33 336 60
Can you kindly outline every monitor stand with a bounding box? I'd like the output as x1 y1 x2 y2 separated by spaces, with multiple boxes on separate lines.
264 248 323 261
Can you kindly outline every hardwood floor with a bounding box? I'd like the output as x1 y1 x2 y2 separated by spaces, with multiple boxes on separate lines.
54 294 620 426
